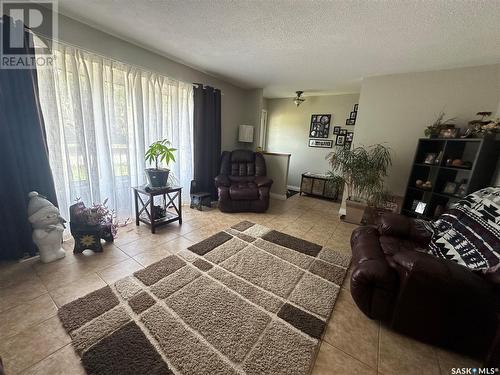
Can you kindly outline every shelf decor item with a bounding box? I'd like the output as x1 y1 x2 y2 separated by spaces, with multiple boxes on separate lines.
309 114 331 138
424 111 456 138
443 182 457 195
423 153 437 164
439 128 459 138
326 144 392 224
144 139 176 188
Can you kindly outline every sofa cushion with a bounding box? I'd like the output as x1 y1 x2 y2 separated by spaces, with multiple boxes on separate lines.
229 182 259 200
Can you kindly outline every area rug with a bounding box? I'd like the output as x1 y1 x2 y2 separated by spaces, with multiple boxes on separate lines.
58 221 351 375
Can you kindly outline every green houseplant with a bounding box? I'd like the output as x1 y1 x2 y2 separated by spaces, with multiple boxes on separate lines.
144 139 176 188
326 144 392 224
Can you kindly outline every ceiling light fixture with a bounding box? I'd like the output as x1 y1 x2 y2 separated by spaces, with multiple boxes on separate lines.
294 91 305 107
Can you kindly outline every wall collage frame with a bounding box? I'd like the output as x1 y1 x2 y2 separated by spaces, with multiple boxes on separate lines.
308 104 357 150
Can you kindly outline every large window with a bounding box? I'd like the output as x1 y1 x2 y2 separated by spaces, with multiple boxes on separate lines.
37 44 193 219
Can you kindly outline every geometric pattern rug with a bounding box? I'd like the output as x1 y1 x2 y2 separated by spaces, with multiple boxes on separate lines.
58 221 351 375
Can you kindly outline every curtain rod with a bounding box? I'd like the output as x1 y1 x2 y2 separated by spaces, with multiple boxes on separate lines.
37 34 223 92
192 83 223 94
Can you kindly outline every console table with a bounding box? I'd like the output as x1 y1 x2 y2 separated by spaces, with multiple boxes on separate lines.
300 172 340 200
132 185 182 234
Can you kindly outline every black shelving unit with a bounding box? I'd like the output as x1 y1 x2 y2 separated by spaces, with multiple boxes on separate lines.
402 137 500 220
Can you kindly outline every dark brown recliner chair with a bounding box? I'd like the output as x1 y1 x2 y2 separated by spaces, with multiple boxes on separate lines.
350 213 499 364
215 150 273 213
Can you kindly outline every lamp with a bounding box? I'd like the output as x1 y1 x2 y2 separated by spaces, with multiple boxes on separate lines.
238 125 254 143
294 91 305 107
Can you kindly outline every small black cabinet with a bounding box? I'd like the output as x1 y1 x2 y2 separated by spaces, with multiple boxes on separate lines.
402 137 499 220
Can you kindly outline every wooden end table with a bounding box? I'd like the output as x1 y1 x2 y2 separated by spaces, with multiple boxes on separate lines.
132 185 182 234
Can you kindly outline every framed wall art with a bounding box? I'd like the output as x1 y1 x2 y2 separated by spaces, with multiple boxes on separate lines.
346 118 355 125
346 132 354 142
344 142 351 150
333 126 341 134
335 135 345 146
309 139 333 148
309 114 331 138
339 129 347 136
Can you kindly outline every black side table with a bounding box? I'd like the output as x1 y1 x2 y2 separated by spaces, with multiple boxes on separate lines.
132 185 182 234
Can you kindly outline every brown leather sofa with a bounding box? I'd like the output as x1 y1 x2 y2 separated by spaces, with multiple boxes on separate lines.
350 213 499 363
215 150 273 213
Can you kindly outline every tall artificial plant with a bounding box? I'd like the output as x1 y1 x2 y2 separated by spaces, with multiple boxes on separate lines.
145 139 176 170
326 144 392 205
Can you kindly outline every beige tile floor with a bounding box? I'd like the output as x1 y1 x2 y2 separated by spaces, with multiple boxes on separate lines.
0 194 479 375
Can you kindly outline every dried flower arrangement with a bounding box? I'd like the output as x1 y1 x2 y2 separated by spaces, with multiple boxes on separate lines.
424 112 456 137
73 198 129 238
468 112 499 136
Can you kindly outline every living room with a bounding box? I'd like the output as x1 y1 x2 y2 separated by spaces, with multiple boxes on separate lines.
1 1 499 375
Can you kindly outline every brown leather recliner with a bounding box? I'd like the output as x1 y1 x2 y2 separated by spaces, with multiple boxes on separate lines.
215 150 273 213
350 213 499 363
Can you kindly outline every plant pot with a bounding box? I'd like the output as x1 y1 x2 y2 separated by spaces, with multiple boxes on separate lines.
344 199 367 224
145 168 170 188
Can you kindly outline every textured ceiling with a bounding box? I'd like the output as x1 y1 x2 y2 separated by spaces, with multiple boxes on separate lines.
58 0 500 98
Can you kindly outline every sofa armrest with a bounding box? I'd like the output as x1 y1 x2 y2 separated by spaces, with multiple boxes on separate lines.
350 227 399 320
391 250 497 353
392 250 493 295
378 213 432 246
378 213 412 237
254 176 273 188
214 175 230 187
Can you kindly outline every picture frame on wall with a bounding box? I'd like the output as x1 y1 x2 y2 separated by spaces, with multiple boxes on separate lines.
353 104 358 112
344 142 351 150
350 111 357 120
309 114 331 138
346 119 355 125
309 139 333 148
335 135 345 146
339 129 347 136
346 132 354 142
333 126 341 134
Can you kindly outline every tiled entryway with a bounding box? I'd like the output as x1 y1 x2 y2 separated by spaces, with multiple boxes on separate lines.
0 195 478 374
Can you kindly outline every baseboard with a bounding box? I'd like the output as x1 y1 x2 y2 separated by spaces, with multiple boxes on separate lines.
270 193 287 201
338 207 346 216
287 185 300 191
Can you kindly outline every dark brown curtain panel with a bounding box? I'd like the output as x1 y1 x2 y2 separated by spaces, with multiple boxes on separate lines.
0 16 57 260
193 85 221 200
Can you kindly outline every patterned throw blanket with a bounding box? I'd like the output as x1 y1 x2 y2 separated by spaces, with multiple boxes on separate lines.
428 187 500 272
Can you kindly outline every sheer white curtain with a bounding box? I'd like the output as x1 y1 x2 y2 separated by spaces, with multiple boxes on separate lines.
37 44 193 219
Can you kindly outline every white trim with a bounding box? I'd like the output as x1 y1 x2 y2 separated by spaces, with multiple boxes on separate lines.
287 185 300 191
270 193 287 201
338 207 346 216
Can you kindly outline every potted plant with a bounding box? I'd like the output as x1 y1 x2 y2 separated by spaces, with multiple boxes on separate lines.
326 144 392 224
144 139 176 188
424 111 456 138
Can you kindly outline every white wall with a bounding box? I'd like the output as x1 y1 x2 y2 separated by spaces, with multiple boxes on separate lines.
354 64 500 196
57 13 257 152
266 94 359 188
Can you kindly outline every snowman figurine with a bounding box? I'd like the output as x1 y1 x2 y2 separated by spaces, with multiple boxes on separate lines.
27 191 66 263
